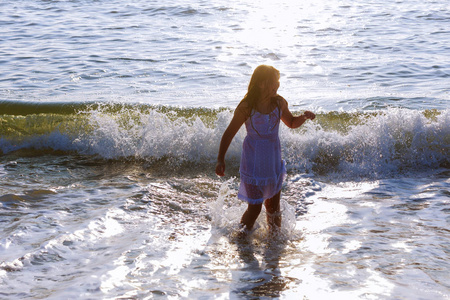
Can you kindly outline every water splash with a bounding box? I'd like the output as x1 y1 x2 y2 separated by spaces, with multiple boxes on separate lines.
210 177 299 241
1 104 448 179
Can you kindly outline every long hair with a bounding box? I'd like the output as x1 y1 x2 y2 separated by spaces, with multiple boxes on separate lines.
241 65 280 113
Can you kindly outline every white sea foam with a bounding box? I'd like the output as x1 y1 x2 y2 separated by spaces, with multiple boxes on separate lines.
1 106 447 179
70 106 448 178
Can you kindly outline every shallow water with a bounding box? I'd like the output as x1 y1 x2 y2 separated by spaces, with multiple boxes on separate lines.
0 104 449 299
0 154 448 299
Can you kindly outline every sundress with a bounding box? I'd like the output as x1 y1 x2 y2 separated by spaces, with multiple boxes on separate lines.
238 106 286 204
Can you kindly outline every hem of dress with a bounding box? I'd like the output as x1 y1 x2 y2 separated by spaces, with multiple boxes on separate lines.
237 162 287 205
237 187 283 204
239 160 286 187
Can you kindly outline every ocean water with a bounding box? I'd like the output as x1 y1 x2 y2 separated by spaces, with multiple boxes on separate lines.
0 0 449 299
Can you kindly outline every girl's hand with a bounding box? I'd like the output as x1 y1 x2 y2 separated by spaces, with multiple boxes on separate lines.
304 111 315 120
215 161 225 177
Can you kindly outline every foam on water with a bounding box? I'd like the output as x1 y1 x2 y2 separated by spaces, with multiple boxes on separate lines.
1 105 447 179
281 178 450 299
0 143 448 299
210 177 298 239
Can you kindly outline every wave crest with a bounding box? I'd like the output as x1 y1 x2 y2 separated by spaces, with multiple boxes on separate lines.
1 103 448 178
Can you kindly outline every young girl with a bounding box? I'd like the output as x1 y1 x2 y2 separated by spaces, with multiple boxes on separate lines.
215 65 315 233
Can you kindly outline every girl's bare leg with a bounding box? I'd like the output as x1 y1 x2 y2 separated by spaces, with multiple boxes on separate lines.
240 203 262 231
264 191 281 230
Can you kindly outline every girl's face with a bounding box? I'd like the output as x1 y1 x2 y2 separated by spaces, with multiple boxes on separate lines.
263 76 280 98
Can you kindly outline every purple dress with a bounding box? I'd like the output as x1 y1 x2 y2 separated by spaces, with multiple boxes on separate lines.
238 106 286 204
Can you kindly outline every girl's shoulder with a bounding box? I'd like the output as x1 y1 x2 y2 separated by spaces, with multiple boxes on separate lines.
273 95 288 108
235 100 252 119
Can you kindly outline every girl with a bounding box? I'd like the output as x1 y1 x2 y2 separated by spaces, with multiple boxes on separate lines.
215 65 315 233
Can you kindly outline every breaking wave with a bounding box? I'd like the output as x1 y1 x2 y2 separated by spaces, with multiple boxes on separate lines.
1 101 448 179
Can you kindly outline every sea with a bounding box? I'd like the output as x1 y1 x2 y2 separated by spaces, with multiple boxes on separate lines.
0 0 449 299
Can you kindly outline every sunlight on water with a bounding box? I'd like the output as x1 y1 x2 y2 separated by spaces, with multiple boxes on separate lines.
391 241 413 253
86 209 124 238
286 182 399 299
100 265 131 294
342 239 362 254
159 222 211 277
232 0 344 71
0 0 449 298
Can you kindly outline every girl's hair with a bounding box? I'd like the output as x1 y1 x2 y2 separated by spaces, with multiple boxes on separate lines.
239 65 281 136
241 65 280 113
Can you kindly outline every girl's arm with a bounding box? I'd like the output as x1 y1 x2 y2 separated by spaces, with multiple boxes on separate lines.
215 107 248 176
279 97 315 128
